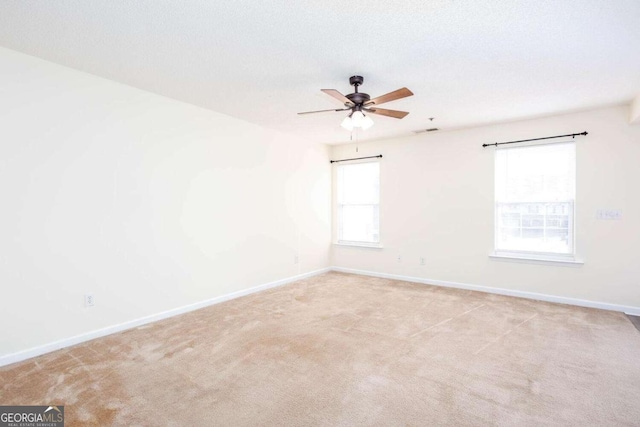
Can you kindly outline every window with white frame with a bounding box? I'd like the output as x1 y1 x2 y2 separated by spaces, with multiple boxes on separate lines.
494 142 575 258
337 161 380 245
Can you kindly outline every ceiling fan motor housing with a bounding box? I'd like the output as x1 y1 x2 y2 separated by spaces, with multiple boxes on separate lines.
346 92 370 106
346 76 369 107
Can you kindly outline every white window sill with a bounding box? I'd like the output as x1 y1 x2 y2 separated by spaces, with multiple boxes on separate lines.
489 251 584 265
334 241 384 249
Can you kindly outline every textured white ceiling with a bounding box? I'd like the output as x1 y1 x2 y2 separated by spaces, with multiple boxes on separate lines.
1 0 639 144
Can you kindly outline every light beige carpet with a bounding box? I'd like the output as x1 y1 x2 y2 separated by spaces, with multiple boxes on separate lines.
1 272 640 426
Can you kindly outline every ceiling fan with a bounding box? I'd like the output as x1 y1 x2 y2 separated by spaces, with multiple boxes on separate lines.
298 76 414 131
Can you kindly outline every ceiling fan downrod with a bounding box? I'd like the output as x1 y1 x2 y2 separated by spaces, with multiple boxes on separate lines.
349 75 364 93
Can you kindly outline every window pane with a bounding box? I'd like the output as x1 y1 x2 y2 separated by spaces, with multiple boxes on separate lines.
495 142 575 255
496 143 575 203
338 162 379 204
339 204 379 243
496 202 572 254
337 162 380 244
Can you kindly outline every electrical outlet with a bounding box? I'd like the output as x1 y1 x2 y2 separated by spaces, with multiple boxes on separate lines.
294 255 299 264
397 255 402 262
420 257 426 266
84 294 95 307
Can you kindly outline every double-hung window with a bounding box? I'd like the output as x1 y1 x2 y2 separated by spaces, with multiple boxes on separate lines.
494 142 576 261
336 161 380 246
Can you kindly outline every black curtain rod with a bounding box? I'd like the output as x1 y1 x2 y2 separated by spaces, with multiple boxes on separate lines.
330 155 382 164
482 131 588 148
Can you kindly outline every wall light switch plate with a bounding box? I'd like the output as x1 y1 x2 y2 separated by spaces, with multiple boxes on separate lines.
597 209 622 220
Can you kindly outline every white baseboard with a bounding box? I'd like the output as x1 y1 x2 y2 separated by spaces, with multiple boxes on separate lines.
0 267 331 368
331 266 640 316
3 266 637 368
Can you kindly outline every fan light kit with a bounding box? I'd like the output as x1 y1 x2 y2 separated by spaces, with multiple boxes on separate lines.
298 76 413 131
341 109 374 131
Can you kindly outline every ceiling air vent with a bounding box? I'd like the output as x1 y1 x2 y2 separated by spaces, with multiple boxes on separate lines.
413 128 439 134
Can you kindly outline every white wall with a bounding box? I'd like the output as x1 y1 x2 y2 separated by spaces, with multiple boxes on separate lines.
0 47 331 359
332 105 640 309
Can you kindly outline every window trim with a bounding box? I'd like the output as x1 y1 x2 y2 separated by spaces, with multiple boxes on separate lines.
333 159 381 246
334 241 384 249
489 250 583 265
492 141 579 264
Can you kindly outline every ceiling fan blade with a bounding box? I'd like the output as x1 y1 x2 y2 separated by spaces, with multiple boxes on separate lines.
321 89 354 106
365 87 413 106
297 108 350 115
364 107 409 119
